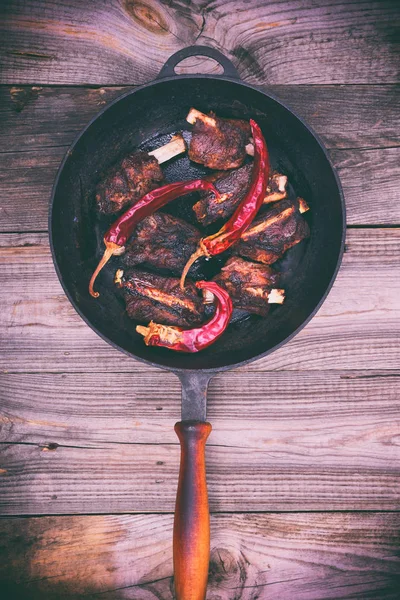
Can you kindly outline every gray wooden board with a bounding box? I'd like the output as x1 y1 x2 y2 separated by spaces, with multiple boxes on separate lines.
1 0 400 594
2 144 400 230
1 433 399 513
0 84 399 231
0 513 399 599
1 85 399 151
0 229 399 374
1 0 399 85
3 145 397 229
0 368 399 513
1 370 399 439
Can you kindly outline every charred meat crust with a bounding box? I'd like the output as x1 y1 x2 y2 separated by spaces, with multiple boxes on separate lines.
233 198 310 265
194 164 253 226
213 257 280 316
123 212 202 276
193 167 288 226
96 151 164 214
189 113 251 170
118 268 205 327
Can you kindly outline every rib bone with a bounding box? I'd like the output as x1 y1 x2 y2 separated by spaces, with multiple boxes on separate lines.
148 133 187 164
245 142 254 156
264 174 288 205
268 288 285 304
298 197 310 214
245 287 286 304
241 206 295 241
186 108 217 127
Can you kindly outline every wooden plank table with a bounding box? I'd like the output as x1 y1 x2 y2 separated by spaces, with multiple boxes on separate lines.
0 1 399 598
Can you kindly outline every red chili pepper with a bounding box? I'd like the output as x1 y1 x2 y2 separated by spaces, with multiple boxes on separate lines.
180 119 269 289
89 179 222 297
136 281 233 353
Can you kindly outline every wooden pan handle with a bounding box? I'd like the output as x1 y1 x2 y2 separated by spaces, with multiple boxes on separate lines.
173 420 212 600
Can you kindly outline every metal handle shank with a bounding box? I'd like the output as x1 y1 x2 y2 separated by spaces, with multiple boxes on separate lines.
173 420 212 600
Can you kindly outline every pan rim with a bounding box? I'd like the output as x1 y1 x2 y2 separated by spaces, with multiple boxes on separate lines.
49 74 346 375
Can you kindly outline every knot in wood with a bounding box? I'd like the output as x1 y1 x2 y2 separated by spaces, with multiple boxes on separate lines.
209 547 244 586
124 1 169 35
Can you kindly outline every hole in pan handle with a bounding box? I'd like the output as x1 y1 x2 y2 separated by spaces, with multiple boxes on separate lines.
157 45 240 80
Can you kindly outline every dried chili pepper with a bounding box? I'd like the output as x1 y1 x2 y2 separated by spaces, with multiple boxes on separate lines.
136 281 233 352
180 119 269 289
89 180 222 297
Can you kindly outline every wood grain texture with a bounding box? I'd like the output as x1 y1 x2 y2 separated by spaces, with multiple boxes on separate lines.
0 513 399 599
0 84 399 231
1 0 399 85
2 85 399 152
1 370 399 513
0 229 399 374
1 0 399 595
1 144 399 231
1 370 399 443
0 148 63 232
330 147 400 225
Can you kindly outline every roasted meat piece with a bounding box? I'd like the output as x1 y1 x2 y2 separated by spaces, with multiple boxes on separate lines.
95 135 187 215
193 164 288 226
96 151 164 215
234 198 310 265
187 108 251 170
194 163 252 226
123 212 201 276
213 257 284 316
115 268 205 327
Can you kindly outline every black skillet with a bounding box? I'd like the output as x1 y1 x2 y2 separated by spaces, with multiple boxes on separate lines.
49 46 345 599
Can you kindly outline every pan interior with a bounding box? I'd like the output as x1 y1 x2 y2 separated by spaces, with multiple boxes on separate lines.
50 77 344 371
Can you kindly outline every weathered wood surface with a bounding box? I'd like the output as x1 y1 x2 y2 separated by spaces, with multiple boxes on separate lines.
1 0 399 85
2 85 399 152
0 229 399 374
330 147 400 226
0 84 399 231
2 370 399 440
1 513 399 600
1 0 400 595
1 369 399 513
2 145 400 231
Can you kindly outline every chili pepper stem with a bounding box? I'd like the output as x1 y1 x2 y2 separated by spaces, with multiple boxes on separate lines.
136 325 150 338
136 321 184 347
89 241 125 298
90 179 222 300
137 282 232 353
179 243 208 291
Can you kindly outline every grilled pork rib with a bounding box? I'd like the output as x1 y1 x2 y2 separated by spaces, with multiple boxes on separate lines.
194 164 252 226
123 212 202 276
213 257 284 316
96 151 164 215
187 108 251 170
95 135 186 214
193 165 288 226
234 198 310 265
115 268 204 327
